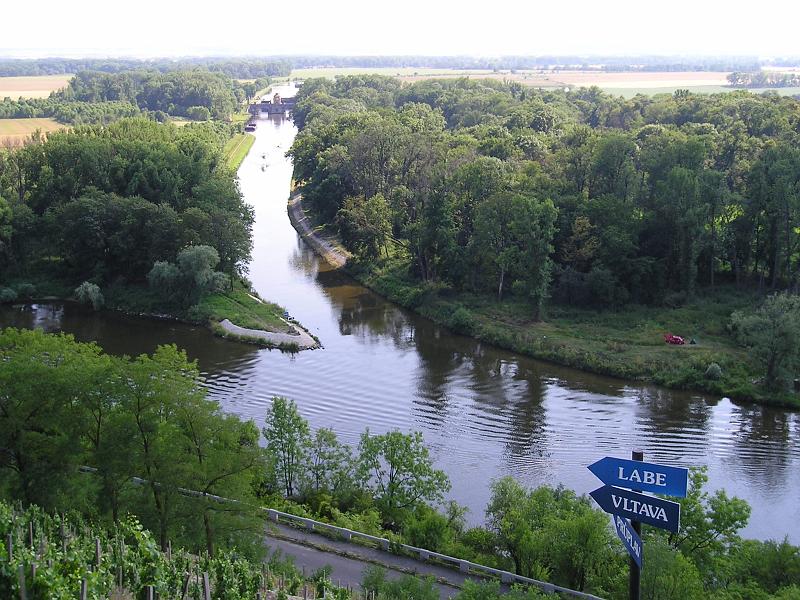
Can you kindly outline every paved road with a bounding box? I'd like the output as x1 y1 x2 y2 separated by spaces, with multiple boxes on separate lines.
264 522 509 600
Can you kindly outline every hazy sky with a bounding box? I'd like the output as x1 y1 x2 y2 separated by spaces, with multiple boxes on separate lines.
3 0 798 58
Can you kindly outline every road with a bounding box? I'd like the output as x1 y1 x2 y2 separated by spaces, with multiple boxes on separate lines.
264 522 510 600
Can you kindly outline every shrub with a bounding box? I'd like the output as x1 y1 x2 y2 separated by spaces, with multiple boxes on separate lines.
74 281 104 310
0 287 17 303
13 282 35 298
449 306 477 335
186 105 211 121
705 362 723 380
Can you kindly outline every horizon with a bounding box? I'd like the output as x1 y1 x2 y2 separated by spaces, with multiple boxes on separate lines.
4 0 800 59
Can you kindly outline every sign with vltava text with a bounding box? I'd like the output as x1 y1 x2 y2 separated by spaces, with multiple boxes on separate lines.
590 485 681 533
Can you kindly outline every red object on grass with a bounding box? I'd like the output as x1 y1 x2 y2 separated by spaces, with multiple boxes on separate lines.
664 333 685 345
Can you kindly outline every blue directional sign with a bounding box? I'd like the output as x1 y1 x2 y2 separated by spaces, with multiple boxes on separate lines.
590 485 681 533
588 456 689 497
612 514 643 568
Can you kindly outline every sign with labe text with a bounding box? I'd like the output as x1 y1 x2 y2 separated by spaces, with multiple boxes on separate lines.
588 456 688 497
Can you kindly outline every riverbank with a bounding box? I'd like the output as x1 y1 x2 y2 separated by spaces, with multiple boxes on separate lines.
223 132 255 171
287 193 796 408
0 276 319 351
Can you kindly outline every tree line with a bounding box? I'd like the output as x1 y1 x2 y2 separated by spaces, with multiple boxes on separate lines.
0 69 268 125
0 55 779 76
0 57 290 78
55 69 265 120
0 97 140 124
1 328 797 599
728 71 800 88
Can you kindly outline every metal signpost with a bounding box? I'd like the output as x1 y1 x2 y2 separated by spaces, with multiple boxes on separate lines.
588 451 688 600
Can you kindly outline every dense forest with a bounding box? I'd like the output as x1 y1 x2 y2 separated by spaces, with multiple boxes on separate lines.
293 76 800 304
0 118 253 304
1 329 797 599
56 69 262 119
289 75 800 397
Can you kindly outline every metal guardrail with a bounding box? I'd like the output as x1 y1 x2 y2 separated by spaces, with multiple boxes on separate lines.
78 466 603 599
265 508 605 600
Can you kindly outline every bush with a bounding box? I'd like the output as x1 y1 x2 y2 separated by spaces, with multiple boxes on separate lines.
186 105 211 121
449 305 477 335
705 362 723 380
74 281 104 310
13 282 35 298
0 287 17 303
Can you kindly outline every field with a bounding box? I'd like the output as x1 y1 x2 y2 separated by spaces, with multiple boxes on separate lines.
0 117 67 142
290 67 800 97
0 74 72 98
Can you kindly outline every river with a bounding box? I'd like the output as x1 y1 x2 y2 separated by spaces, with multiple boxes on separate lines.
2 87 797 542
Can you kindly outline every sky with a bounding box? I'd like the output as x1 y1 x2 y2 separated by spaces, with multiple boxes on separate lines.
2 0 799 58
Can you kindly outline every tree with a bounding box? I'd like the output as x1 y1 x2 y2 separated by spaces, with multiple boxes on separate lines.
336 194 392 258
148 245 228 306
302 427 354 498
74 281 104 310
485 478 616 591
262 397 309 498
356 429 450 522
0 328 108 511
731 293 800 391
641 538 705 600
662 467 751 576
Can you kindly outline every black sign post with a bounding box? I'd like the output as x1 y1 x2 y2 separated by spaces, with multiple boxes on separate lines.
629 449 643 600
589 451 687 600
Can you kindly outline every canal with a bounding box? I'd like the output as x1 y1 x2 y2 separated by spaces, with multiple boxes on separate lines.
2 87 797 542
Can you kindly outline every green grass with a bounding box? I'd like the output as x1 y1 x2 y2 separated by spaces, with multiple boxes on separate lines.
223 133 255 171
197 284 292 334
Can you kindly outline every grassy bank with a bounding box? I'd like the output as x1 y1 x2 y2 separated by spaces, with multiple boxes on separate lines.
341 257 796 408
222 132 255 171
197 284 292 333
0 273 308 349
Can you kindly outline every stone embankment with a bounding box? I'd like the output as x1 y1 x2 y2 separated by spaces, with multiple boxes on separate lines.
287 194 350 268
217 318 318 349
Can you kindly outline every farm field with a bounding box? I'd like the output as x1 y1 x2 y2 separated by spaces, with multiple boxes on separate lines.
0 117 66 141
290 67 800 97
0 74 72 98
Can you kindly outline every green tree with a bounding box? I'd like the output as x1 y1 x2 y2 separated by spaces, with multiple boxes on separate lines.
74 281 104 310
302 427 354 498
0 329 110 510
731 293 800 391
641 538 705 600
356 430 450 521
485 478 615 591
663 467 751 575
336 194 392 258
262 397 309 498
